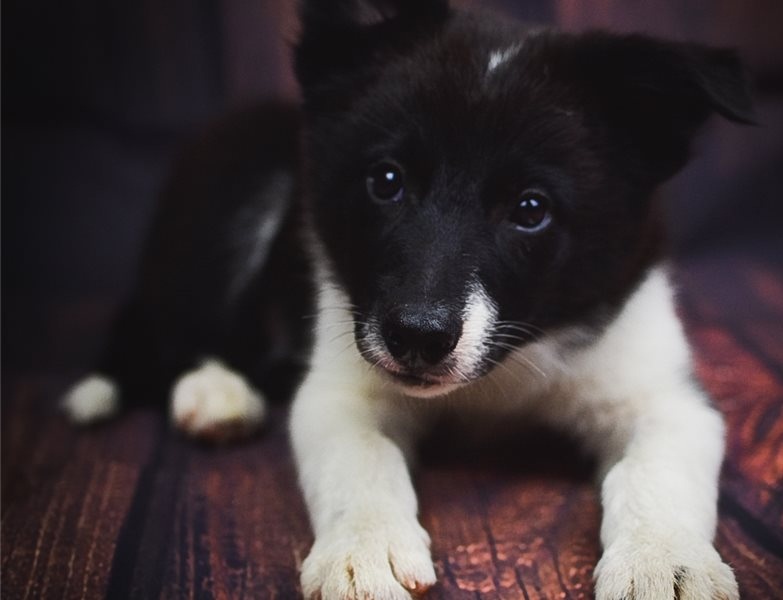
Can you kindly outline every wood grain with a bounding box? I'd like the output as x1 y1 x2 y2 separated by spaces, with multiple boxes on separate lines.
3 258 782 599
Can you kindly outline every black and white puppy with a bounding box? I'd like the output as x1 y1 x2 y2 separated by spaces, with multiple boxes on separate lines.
64 1 754 598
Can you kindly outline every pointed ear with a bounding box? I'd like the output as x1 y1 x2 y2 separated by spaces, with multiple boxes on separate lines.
295 0 450 110
554 32 755 182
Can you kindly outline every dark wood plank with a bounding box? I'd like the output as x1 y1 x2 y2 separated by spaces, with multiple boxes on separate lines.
423 472 599 599
1 385 160 600
678 258 783 598
155 414 311 599
415 424 599 599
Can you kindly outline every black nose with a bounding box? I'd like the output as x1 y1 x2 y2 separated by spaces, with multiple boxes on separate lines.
381 306 462 366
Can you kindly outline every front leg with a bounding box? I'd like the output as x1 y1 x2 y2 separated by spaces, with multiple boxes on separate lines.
594 387 738 600
290 373 435 600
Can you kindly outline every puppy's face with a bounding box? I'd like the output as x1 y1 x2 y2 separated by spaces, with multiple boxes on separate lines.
296 1 752 397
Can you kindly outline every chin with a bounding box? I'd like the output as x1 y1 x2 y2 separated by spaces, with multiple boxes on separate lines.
391 377 466 399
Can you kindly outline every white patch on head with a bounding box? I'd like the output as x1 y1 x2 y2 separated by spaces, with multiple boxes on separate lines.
62 374 120 424
170 358 266 442
487 43 522 75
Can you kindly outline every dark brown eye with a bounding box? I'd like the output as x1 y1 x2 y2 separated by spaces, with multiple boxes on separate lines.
510 191 551 232
367 161 405 204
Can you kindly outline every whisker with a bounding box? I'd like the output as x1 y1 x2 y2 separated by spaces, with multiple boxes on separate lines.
326 330 356 345
487 341 548 379
482 355 527 386
446 362 471 385
332 338 359 360
492 332 534 344
494 320 545 336
322 319 364 328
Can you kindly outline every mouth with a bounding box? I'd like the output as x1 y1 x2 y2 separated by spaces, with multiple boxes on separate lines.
385 370 445 387
386 370 434 387
354 285 501 397
355 335 486 398
376 363 470 398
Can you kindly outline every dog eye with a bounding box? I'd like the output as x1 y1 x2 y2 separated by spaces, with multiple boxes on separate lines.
367 161 405 204
510 191 551 232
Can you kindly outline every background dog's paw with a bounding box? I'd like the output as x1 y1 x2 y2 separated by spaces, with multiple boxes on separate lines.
62 374 120 424
170 359 266 442
301 513 436 600
594 536 738 600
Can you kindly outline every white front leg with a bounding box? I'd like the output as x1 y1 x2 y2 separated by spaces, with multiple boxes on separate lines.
536 269 741 600
290 373 435 600
594 391 738 600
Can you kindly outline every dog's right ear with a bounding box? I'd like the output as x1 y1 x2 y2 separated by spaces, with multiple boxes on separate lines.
546 32 755 185
295 0 450 111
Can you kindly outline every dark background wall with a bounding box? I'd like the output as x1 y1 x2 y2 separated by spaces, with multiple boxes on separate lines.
3 0 782 371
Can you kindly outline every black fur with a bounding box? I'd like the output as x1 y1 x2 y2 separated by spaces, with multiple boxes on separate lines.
93 0 752 403
296 2 752 378
98 104 312 403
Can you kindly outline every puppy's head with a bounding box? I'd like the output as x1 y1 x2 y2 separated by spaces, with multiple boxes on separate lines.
295 0 753 398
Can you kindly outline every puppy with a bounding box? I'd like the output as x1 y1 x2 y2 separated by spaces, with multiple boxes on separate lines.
64 1 754 598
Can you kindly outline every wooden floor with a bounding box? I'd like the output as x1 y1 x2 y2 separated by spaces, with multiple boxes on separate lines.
3 253 783 599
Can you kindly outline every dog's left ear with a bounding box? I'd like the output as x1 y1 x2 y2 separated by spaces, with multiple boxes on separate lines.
554 32 755 183
295 0 450 111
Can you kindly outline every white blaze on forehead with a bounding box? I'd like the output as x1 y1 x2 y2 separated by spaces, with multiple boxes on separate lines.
453 281 498 376
487 43 522 74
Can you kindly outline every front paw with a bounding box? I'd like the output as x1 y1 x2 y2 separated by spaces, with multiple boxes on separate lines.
301 513 436 600
170 359 266 442
595 536 738 600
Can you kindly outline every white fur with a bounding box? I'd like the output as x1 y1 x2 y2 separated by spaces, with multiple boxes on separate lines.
62 374 120 424
171 358 266 440
531 269 736 599
454 281 498 377
487 43 521 74
290 264 736 599
228 172 291 301
291 257 435 599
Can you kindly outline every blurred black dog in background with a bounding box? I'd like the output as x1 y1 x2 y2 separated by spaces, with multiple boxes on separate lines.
65 1 752 598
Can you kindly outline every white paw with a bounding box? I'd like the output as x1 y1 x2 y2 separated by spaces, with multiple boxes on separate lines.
595 535 738 600
170 359 266 442
301 512 436 600
62 374 120 424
